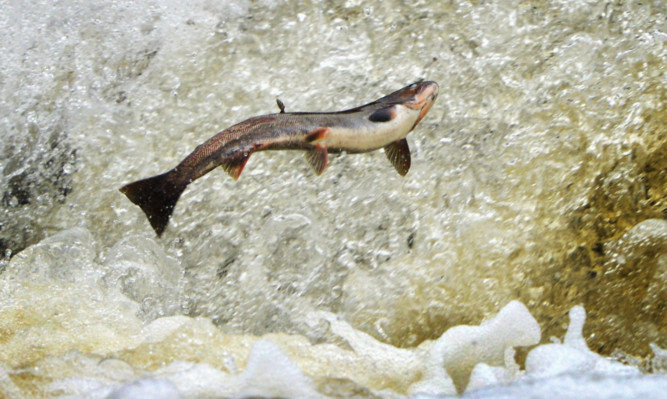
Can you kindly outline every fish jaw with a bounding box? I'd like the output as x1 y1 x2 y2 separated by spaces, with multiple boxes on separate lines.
403 81 439 128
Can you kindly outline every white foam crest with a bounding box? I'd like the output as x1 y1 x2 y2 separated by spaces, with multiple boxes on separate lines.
107 378 181 399
524 305 640 379
236 340 324 398
409 300 540 395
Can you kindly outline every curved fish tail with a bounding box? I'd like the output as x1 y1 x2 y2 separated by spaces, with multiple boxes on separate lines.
119 170 187 237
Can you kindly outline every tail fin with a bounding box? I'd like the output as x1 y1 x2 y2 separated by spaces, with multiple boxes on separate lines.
119 170 187 237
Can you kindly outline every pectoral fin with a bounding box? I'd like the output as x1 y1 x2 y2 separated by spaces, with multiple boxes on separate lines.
221 154 250 180
305 127 330 143
305 144 328 176
384 139 411 176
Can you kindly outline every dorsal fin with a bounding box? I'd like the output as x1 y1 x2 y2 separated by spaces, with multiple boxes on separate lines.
220 153 250 180
305 144 328 176
369 106 397 122
384 139 411 176
276 98 285 113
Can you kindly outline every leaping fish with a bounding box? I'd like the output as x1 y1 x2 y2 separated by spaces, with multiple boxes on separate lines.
120 80 439 236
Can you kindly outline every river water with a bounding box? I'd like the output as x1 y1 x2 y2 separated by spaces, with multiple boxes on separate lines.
0 0 665 397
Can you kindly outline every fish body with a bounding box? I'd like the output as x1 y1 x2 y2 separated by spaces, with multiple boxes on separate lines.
120 80 439 236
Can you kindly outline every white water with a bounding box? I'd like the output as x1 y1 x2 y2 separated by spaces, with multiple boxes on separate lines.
1 0 665 397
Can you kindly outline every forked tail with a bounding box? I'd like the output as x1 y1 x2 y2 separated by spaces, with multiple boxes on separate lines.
119 170 187 237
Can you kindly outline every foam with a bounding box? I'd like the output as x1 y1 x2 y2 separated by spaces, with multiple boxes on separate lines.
235 340 324 398
2 227 664 398
524 306 640 379
455 373 667 399
409 301 540 395
107 379 181 399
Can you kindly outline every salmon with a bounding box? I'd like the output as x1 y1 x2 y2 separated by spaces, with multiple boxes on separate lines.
120 80 439 236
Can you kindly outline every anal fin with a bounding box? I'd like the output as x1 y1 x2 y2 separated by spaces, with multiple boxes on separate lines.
221 153 250 180
305 144 329 176
384 138 411 176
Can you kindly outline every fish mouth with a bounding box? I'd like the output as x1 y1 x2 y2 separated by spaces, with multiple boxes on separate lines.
407 81 439 127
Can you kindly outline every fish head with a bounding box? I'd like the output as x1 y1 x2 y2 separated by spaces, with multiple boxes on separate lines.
377 80 439 126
